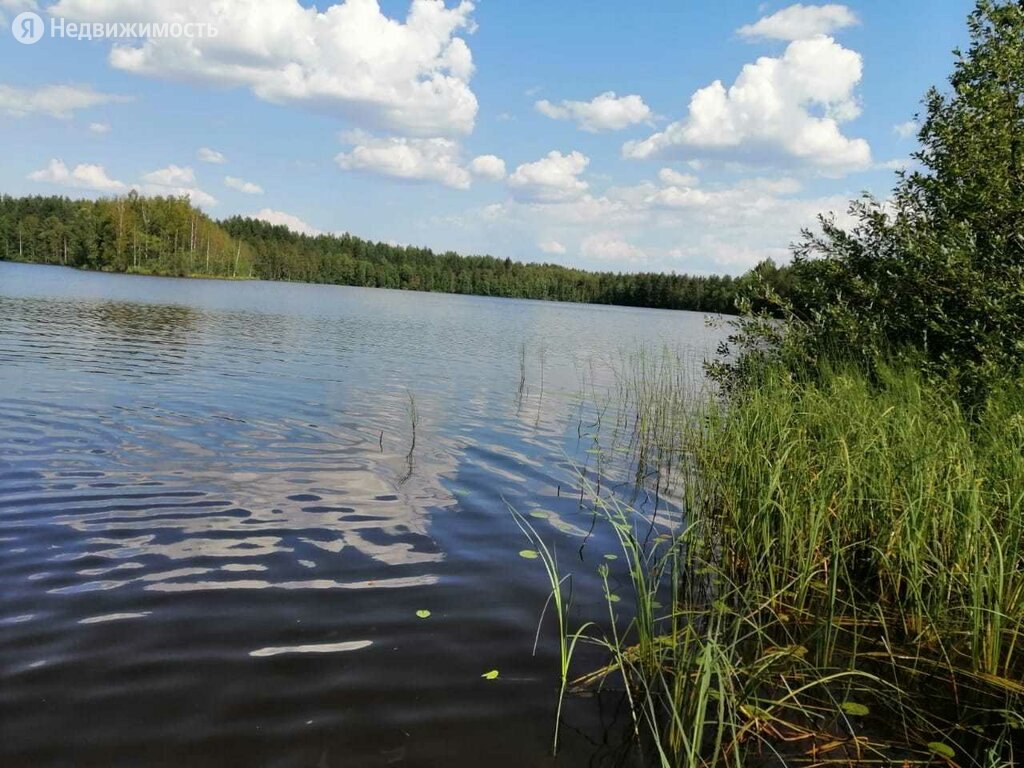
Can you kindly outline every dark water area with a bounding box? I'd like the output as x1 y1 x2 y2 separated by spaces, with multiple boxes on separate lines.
0 262 724 767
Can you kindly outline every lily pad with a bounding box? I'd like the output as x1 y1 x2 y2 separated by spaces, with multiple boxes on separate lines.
415 610 431 619
481 669 500 680
603 554 618 561
551 519 589 537
528 510 550 519
518 549 540 560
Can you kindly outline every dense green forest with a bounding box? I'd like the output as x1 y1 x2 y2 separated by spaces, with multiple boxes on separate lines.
0 192 789 313
0 193 255 280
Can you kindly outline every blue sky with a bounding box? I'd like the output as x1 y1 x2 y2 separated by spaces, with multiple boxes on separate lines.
0 0 974 274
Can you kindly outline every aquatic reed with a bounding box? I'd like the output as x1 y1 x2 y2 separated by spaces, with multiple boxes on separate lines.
525 353 1024 766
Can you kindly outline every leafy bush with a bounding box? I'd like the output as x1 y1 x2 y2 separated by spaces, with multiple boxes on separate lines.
715 0 1024 407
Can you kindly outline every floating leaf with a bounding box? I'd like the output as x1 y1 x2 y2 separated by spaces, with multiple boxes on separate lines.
551 519 589 537
481 669 499 680
518 549 539 560
603 554 618 561
528 510 550 519
607 594 621 603
840 702 869 717
927 742 955 760
415 610 431 619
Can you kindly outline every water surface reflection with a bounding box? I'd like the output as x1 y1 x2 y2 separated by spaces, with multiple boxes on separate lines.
0 263 724 766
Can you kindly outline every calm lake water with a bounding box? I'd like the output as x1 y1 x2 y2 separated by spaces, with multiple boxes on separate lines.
0 262 724 767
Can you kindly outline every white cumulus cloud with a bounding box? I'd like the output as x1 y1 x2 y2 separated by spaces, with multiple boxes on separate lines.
622 36 871 174
644 184 711 210
141 164 196 187
140 164 217 207
198 147 226 164
538 239 566 255
469 154 506 181
252 208 323 237
225 176 264 194
893 120 919 139
465 167 851 273
89 121 111 134
580 232 646 264
0 83 128 119
507 150 589 202
658 168 699 187
336 134 472 189
876 158 913 171
50 0 479 136
535 91 652 132
28 158 126 191
737 4 858 41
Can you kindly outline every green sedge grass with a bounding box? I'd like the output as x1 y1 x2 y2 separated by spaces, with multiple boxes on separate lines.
519 350 1023 766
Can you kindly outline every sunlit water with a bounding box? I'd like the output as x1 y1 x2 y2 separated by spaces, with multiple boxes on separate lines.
0 262 725 767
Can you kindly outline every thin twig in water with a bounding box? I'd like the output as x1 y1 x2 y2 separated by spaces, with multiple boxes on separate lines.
398 389 418 484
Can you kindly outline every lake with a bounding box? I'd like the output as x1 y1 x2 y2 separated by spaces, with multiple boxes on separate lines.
0 262 724 767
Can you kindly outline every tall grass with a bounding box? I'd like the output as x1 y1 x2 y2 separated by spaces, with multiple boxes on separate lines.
511 508 593 756
535 356 1024 766
699 364 1024 681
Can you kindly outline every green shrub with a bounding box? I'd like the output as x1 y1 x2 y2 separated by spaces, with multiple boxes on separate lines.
715 0 1024 407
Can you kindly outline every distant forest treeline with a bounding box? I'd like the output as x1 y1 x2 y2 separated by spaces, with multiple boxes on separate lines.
0 193 794 313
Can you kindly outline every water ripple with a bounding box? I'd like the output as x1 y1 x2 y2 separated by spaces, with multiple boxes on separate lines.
0 263 723 766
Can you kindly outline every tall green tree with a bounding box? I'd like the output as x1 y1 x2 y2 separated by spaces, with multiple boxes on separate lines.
718 0 1024 404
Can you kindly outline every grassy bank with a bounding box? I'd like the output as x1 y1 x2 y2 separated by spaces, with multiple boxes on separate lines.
533 358 1023 766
